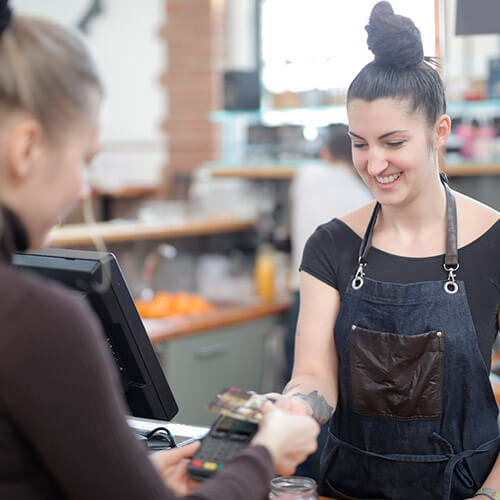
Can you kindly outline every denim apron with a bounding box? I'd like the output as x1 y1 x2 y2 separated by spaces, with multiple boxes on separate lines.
320 177 500 500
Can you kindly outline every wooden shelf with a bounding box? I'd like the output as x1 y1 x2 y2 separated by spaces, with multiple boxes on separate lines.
92 186 157 199
210 166 297 179
207 163 500 179
47 217 257 247
144 296 292 342
443 163 500 176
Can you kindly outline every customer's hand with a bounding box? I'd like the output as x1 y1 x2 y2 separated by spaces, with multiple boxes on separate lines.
251 403 319 475
150 441 202 495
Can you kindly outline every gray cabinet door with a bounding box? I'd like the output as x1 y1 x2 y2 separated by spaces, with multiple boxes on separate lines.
158 317 279 426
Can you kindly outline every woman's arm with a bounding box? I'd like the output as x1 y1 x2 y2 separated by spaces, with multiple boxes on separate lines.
467 455 500 499
279 271 341 424
465 310 500 499
466 308 500 499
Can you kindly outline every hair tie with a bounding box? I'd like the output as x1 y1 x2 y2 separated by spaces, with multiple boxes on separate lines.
0 0 12 36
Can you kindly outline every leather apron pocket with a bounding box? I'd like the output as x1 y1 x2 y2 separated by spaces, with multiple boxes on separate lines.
349 325 445 420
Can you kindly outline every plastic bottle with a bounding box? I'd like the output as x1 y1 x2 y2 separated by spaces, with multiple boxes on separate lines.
254 244 276 300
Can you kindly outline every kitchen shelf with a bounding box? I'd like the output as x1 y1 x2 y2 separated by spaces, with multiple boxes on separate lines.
447 99 500 114
92 186 158 199
47 217 257 247
210 165 298 179
204 161 500 179
443 162 500 176
209 99 500 125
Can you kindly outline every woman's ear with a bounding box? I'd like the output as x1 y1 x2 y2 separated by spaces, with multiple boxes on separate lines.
6 116 43 182
434 114 451 150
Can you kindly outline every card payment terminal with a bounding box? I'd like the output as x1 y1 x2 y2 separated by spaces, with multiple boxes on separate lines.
187 415 258 480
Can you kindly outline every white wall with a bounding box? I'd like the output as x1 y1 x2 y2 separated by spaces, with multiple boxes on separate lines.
12 0 165 145
12 0 167 191
225 0 256 71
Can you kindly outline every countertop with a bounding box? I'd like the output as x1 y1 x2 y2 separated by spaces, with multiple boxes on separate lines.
144 296 292 343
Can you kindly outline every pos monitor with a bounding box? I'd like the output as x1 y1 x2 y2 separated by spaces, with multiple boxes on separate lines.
13 248 179 421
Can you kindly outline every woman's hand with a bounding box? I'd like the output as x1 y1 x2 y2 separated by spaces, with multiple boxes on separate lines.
266 392 314 417
149 441 202 495
251 403 320 475
277 395 314 417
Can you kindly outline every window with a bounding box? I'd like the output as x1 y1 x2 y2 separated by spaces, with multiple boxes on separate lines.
261 0 437 93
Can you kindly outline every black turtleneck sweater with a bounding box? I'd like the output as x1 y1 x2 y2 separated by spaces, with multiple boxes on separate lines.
0 206 273 500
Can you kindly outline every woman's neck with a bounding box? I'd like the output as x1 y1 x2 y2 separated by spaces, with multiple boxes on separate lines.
373 170 448 255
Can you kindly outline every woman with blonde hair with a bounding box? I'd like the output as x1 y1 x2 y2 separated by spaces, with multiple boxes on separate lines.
0 2 319 498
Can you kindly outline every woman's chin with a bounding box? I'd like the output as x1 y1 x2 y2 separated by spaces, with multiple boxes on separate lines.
375 193 404 207
35 225 55 249
33 233 48 249
56 214 68 227
373 185 410 207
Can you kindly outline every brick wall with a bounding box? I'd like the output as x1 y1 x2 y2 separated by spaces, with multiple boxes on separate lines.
161 0 225 198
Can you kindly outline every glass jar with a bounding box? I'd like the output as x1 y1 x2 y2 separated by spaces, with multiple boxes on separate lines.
269 476 318 500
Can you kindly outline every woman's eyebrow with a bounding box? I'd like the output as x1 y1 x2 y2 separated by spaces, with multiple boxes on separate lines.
348 131 365 140
378 129 408 139
348 129 409 141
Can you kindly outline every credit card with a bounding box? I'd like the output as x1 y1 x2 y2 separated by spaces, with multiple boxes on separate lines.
206 387 269 423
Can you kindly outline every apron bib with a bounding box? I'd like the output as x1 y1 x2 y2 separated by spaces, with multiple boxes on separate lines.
320 177 500 500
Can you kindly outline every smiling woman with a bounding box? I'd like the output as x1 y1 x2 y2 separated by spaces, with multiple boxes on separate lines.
346 98 450 206
277 2 500 500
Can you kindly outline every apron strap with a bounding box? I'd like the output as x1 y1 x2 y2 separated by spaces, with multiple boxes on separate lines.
358 202 380 264
326 430 500 500
441 433 500 500
357 172 458 271
442 174 458 268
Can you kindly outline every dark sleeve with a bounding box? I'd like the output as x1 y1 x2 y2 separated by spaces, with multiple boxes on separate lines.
188 446 273 500
0 284 274 500
299 224 339 290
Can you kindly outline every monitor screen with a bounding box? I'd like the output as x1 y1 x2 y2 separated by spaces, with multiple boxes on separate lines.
13 248 179 421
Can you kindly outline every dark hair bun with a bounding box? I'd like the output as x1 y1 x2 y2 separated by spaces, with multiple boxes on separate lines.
366 1 424 69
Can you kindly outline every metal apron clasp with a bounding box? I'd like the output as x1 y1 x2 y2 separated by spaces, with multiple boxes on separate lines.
443 263 459 294
352 258 366 290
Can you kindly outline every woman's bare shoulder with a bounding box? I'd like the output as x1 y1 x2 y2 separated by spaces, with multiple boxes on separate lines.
338 194 500 245
340 201 378 238
455 192 500 245
455 191 499 217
